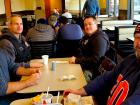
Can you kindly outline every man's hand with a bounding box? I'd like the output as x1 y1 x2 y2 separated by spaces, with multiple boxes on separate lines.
63 88 87 97
16 67 42 76
27 67 42 75
30 62 43 68
69 56 76 64
6 72 42 95
25 72 41 86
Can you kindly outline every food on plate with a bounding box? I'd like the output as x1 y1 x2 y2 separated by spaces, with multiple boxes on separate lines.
32 93 53 105
64 93 81 105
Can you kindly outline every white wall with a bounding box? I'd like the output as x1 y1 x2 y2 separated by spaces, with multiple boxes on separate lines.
0 0 5 14
119 0 127 10
11 0 36 12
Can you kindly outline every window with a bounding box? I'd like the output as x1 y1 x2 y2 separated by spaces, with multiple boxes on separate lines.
134 0 140 20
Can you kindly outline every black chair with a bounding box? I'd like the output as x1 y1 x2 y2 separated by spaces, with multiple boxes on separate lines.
114 26 136 58
98 45 117 74
57 39 80 57
29 40 57 59
105 45 117 63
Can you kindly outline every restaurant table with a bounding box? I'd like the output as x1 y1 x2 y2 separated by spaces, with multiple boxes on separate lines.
10 96 63 105
10 96 97 105
17 58 87 93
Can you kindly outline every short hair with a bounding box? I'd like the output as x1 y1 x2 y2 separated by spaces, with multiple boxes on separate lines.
58 16 68 24
84 15 96 21
37 18 46 24
83 15 97 24
134 23 140 35
7 14 22 24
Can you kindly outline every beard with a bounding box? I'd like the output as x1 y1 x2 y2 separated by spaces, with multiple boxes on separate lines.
135 51 140 60
134 44 140 61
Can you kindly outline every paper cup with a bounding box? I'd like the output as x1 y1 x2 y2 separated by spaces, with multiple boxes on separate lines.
42 94 53 104
42 55 49 65
33 94 53 105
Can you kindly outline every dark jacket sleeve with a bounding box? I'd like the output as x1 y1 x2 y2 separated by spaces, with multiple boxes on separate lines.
83 67 119 96
75 36 109 69
0 49 19 96
0 67 8 96
0 39 30 68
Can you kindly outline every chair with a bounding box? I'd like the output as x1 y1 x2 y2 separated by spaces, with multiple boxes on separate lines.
101 20 134 41
114 25 136 58
98 56 116 74
98 46 117 74
57 40 80 57
29 40 57 59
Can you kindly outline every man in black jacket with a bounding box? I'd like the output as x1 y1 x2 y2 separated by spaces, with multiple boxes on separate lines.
0 15 42 68
69 15 110 80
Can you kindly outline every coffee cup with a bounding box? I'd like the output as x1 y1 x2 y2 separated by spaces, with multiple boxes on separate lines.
42 55 49 65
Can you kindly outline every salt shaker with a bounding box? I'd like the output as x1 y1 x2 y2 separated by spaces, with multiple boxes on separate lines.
52 61 56 71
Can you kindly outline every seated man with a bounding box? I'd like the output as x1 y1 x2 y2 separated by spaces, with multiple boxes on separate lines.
64 23 140 105
0 14 43 68
26 18 56 42
0 48 41 105
69 16 110 80
62 9 72 23
57 16 83 57
57 16 83 40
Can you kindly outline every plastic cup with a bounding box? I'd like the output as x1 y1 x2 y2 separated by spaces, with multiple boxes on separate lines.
42 55 49 65
41 94 53 104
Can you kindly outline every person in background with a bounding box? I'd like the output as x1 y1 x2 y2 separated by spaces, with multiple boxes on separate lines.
57 16 83 40
56 16 83 57
0 48 41 105
34 7 46 23
82 0 100 17
52 8 60 18
69 15 109 81
0 15 43 68
62 9 72 23
48 14 59 31
64 23 140 105
26 18 56 42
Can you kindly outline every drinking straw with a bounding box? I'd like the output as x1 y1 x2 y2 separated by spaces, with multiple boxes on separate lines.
46 86 50 96
56 91 60 103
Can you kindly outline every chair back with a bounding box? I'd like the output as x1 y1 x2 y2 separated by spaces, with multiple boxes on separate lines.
101 20 134 30
114 25 136 57
57 39 80 57
98 46 117 74
29 40 56 59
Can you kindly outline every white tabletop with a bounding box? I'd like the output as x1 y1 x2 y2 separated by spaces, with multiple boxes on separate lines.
10 96 96 105
17 58 87 93
10 96 63 105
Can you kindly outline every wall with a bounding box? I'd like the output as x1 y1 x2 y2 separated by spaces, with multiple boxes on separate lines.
50 0 62 13
11 0 35 12
99 0 106 9
119 0 127 10
0 0 5 14
11 0 26 12
36 0 45 10
25 0 36 10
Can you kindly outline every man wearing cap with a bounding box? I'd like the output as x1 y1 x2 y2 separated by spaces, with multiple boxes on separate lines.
64 24 140 105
